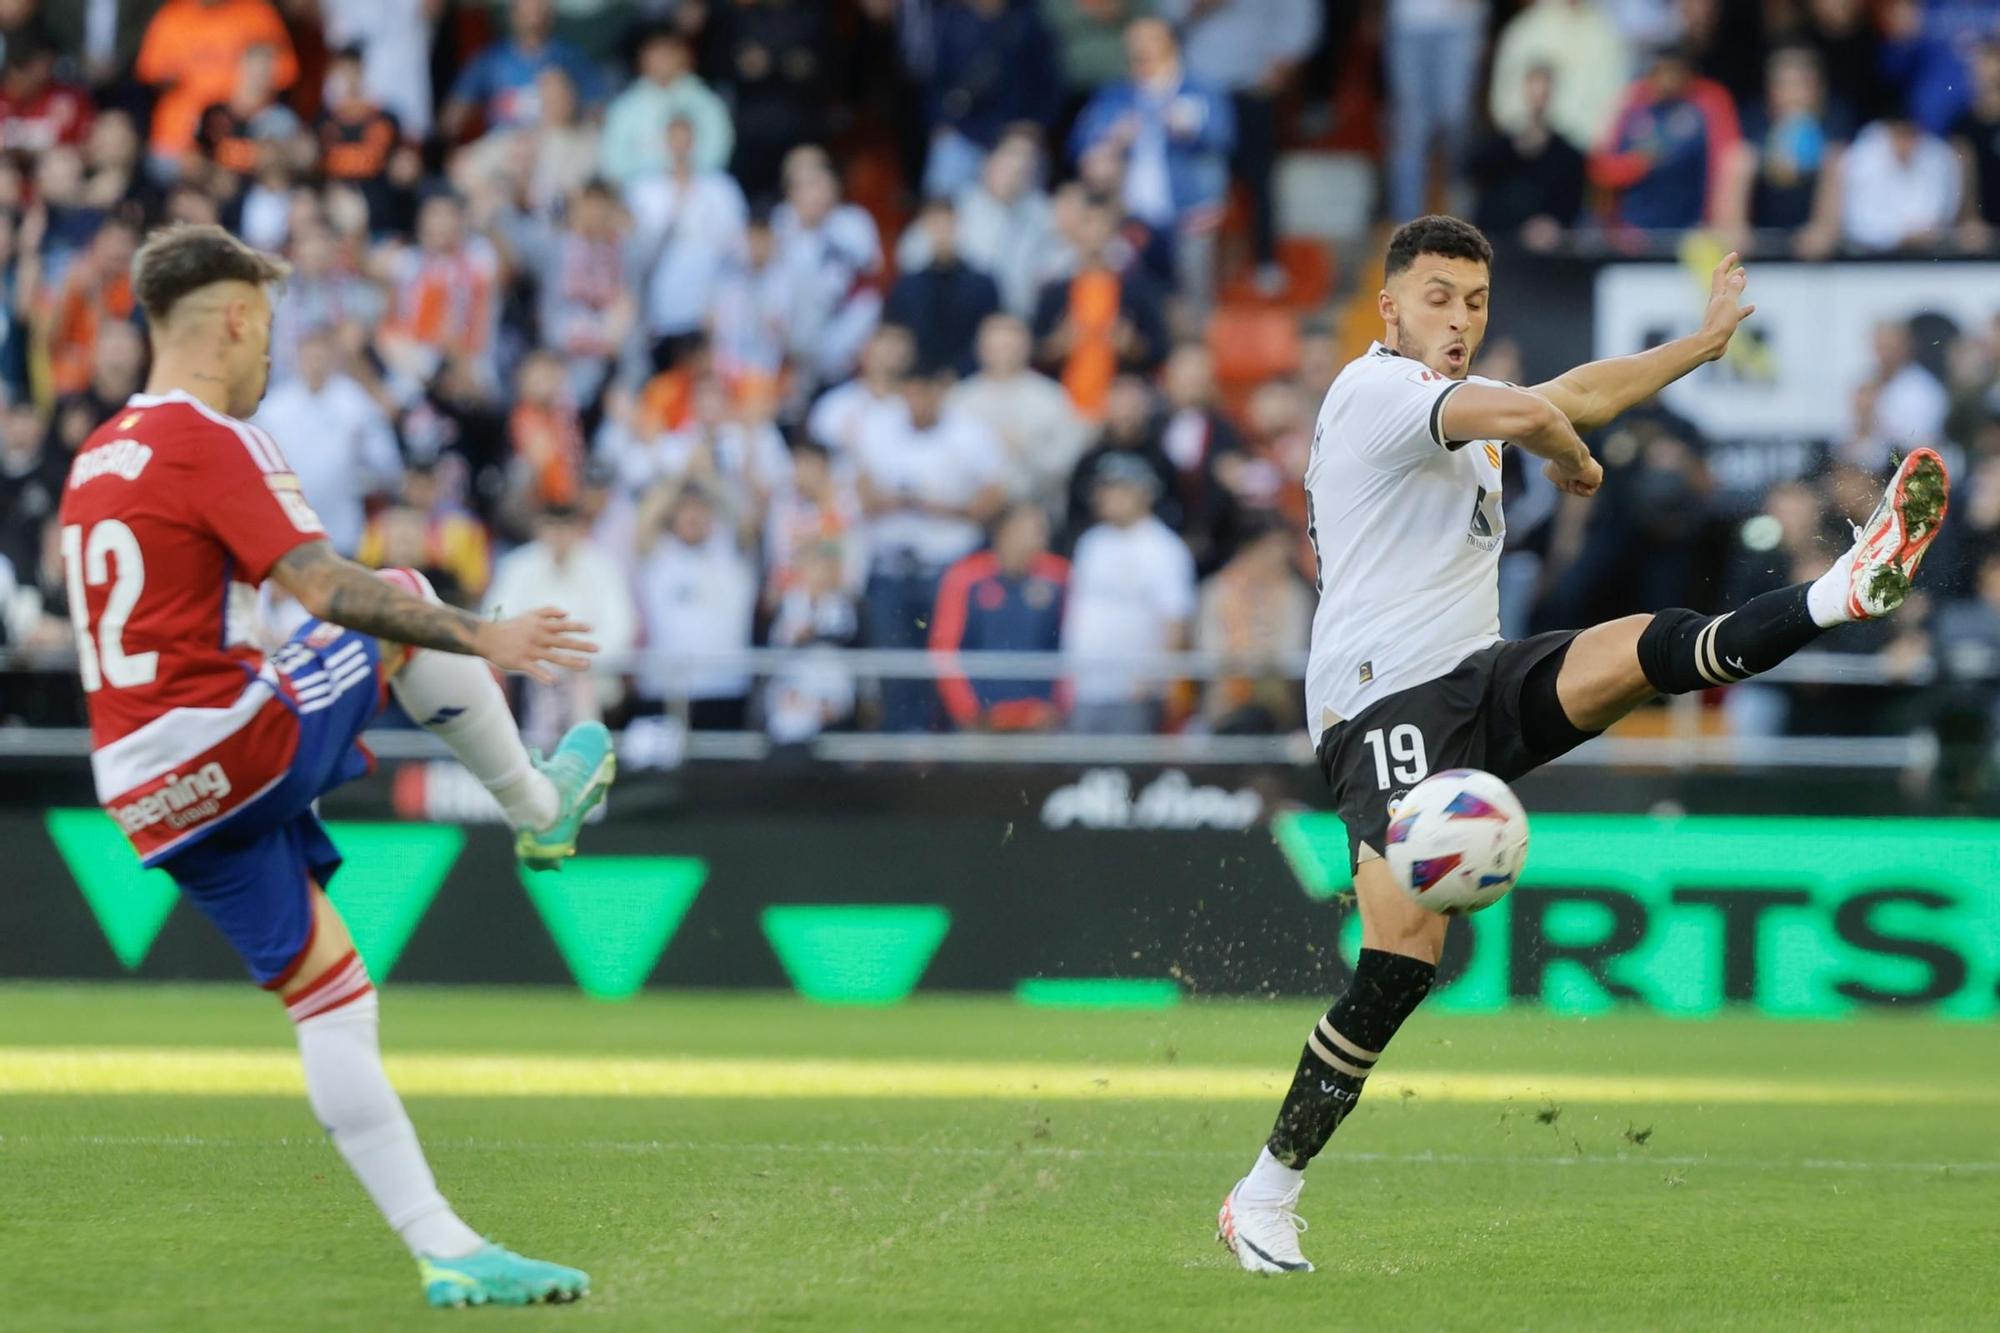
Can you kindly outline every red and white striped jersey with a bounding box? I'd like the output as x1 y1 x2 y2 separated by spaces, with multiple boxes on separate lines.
58 389 331 861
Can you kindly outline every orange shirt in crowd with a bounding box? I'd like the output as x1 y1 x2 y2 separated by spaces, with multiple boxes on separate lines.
136 0 297 158
1061 269 1120 421
387 248 495 361
43 273 135 397
510 402 584 508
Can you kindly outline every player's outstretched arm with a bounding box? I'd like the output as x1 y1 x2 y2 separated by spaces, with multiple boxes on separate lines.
1531 252 1755 434
1439 383 1603 496
272 540 598 684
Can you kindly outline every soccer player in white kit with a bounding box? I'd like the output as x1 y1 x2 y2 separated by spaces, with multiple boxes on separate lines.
1216 216 1951 1273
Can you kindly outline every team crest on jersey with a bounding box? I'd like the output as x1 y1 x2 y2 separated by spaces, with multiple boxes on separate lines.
1358 660 1374 685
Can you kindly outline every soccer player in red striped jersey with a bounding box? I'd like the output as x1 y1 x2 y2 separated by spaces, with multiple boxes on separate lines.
59 224 613 1307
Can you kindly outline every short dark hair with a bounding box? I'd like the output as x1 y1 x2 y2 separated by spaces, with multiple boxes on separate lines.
131 224 290 326
1384 215 1493 278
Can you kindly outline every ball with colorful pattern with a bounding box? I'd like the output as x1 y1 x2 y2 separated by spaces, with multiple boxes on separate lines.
1382 768 1529 915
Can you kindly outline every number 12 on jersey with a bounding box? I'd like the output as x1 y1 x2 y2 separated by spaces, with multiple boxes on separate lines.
1362 723 1428 789
62 520 158 693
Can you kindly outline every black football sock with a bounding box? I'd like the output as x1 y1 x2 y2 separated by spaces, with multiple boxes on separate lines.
1265 947 1435 1168
1636 584 1827 696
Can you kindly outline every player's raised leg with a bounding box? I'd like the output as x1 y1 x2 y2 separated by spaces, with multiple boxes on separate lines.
276 886 589 1307
371 568 614 870
1553 448 1951 732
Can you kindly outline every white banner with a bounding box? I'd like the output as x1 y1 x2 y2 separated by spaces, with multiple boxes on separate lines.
1593 262 2000 443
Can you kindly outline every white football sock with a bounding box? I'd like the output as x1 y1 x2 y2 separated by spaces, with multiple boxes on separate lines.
295 990 485 1259
1806 560 1852 629
391 648 558 831
1237 1146 1306 1205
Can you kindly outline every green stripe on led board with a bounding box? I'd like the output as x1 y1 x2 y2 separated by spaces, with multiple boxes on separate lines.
1015 979 1182 1009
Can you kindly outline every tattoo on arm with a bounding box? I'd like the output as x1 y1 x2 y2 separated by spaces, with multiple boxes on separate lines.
273 541 485 655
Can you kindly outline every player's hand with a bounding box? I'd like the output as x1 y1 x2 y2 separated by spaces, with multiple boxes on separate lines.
1544 452 1603 497
1700 251 1756 361
476 608 599 685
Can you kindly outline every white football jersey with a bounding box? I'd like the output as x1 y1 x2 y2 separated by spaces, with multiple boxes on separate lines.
1303 343 1509 739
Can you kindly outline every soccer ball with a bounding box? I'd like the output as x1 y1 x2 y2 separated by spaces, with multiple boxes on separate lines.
1383 769 1529 915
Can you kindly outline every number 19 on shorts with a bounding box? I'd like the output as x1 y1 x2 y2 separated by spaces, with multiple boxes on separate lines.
1362 724 1428 790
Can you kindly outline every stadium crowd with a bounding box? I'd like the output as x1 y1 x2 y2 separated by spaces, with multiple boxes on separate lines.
0 0 1996 754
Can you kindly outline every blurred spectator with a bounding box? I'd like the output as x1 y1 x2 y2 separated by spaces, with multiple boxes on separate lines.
630 116 748 366
1154 0 1320 289
601 28 733 185
764 438 865 605
1070 18 1233 318
443 0 604 139
254 327 403 556
34 214 135 398
359 460 493 604
399 355 512 512
1063 452 1194 733
930 501 1068 732
855 366 1008 730
1796 0 1887 128
1064 374 1179 540
0 395 60 583
192 42 309 190
1878 0 1973 138
772 146 885 392
634 480 758 731
533 179 636 407
509 347 588 515
319 45 419 234
950 312 1088 510
884 197 1000 376
715 0 831 200
1040 0 1149 98
377 193 500 390
1195 518 1311 733
1590 45 1741 232
1383 0 1489 223
0 39 92 154
136 0 296 170
488 501 637 751
921 0 1061 197
631 376 792 539
1031 197 1168 420
1157 342 1242 574
1843 320 1949 469
808 323 914 464
710 210 795 406
1221 378 1312 561
1718 46 1848 259
49 318 144 458
1951 40 2000 245
80 110 147 216
321 0 437 140
1487 0 1631 154
763 539 861 745
1295 316 1341 403
897 128 1054 320
1470 63 1587 247
1841 111 1961 252
271 220 382 384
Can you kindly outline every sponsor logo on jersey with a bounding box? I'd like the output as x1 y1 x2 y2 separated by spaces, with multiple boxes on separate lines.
110 761 234 834
68 439 155 488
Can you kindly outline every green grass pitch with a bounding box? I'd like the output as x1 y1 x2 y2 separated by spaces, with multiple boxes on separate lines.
2 984 1996 1331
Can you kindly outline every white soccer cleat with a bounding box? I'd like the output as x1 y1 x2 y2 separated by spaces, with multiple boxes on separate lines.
1217 1180 1314 1274
1839 448 1950 620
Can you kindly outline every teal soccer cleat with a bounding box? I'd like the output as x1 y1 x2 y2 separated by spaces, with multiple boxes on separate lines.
419 1242 589 1307
514 720 616 871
